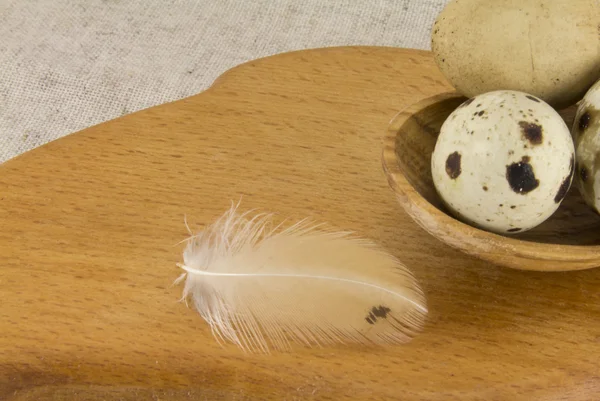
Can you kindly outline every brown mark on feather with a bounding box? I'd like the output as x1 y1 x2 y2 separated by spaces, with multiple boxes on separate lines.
365 305 392 325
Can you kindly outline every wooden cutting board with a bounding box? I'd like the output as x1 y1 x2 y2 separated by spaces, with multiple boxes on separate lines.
1 46 599 400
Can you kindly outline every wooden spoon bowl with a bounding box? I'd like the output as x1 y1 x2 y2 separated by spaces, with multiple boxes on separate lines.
382 92 600 271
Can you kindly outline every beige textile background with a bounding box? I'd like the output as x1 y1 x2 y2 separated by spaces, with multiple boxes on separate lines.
0 0 450 163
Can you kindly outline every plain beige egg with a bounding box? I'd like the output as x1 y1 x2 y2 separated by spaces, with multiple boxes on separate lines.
431 0 600 109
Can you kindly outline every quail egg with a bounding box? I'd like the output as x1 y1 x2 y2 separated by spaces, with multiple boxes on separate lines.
431 0 600 109
431 90 575 234
571 79 600 214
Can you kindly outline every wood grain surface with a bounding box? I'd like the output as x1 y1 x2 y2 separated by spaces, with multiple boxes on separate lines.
1 46 599 400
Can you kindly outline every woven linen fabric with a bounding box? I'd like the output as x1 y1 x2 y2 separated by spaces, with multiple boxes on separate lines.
0 0 450 163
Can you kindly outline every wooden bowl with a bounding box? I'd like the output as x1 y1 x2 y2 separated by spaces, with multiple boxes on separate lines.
382 92 600 271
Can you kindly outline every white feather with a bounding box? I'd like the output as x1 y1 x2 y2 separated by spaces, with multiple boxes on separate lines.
175 201 428 353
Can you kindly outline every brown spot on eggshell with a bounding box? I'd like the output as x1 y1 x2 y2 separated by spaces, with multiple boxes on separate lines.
507 228 522 232
445 151 462 179
554 155 575 203
579 112 591 132
526 95 540 103
519 121 543 145
506 157 539 194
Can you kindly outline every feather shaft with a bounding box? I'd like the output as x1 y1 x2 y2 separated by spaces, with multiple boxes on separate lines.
178 263 427 314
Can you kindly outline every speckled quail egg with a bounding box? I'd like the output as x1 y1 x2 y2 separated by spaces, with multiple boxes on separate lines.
431 90 575 235
571 79 600 214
